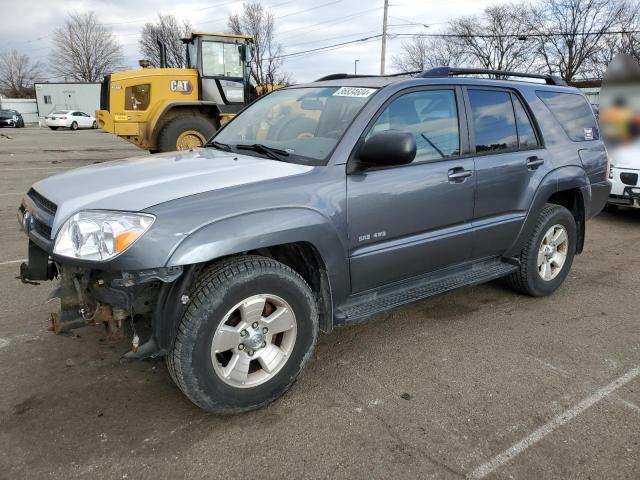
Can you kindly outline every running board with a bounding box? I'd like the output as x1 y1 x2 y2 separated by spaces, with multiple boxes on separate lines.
335 258 518 324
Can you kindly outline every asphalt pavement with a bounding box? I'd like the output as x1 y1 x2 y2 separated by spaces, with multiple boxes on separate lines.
1 127 639 479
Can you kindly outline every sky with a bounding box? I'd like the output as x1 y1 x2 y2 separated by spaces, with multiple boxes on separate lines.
0 0 516 83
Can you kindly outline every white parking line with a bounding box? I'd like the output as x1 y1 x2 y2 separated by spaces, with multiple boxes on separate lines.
0 259 26 266
467 367 640 480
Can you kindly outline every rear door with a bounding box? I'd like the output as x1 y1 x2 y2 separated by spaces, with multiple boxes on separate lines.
347 86 476 293
465 88 549 259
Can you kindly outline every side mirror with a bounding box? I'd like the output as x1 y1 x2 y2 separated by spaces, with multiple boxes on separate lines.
357 131 416 167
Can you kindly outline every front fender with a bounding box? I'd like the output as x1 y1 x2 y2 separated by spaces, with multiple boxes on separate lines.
166 207 350 301
505 166 589 257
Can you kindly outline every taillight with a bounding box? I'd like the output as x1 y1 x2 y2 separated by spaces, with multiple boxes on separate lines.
605 146 612 180
59 116 67 120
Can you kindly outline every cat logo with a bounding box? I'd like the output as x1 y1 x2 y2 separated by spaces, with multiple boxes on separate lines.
170 80 194 95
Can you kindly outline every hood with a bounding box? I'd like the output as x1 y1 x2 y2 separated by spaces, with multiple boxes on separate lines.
32 148 314 235
610 142 640 170
0 112 16 120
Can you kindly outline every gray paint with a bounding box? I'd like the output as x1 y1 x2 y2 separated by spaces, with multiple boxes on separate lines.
22 75 610 317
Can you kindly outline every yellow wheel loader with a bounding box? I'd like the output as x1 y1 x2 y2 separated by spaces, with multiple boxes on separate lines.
97 32 256 153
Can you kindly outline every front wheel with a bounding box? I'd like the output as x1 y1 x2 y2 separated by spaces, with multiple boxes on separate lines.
92 120 97 129
167 256 318 415
507 204 577 297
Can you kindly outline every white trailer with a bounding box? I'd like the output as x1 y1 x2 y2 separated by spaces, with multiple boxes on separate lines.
34 83 101 120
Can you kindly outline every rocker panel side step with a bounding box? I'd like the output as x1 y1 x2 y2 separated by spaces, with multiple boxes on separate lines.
335 258 517 324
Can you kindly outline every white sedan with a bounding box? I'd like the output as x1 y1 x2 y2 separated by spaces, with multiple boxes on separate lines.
44 110 97 131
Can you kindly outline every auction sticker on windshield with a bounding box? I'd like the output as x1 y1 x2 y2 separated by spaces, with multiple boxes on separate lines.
333 87 377 98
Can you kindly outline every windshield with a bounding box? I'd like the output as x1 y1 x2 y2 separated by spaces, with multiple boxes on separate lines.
211 86 378 164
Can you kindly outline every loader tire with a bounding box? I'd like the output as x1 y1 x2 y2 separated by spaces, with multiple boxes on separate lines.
157 116 216 153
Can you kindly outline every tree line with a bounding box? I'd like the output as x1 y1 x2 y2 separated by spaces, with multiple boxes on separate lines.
0 1 288 98
393 0 640 83
1 0 638 99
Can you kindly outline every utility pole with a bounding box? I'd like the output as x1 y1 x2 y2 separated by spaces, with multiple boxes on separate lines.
380 0 389 75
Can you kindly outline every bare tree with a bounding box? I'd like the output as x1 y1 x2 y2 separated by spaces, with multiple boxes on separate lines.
588 1 640 76
139 15 193 68
392 36 464 72
228 1 291 90
50 12 124 82
0 49 42 97
448 3 536 74
528 0 629 82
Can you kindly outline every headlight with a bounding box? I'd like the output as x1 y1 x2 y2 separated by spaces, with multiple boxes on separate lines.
53 210 155 261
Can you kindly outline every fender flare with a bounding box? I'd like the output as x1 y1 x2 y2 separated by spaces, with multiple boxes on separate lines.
505 166 590 257
165 206 350 306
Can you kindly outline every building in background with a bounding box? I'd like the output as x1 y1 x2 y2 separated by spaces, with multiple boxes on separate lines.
0 97 38 124
34 83 101 119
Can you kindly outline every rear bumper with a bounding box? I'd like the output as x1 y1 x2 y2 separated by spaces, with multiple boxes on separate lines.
44 120 69 128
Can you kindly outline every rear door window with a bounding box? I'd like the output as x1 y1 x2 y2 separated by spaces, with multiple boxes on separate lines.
536 90 599 142
468 90 518 153
511 95 540 149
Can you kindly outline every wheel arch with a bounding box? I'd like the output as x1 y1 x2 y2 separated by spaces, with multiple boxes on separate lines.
506 166 589 256
165 207 350 333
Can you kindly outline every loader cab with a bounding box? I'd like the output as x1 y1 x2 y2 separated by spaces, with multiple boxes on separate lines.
183 32 256 106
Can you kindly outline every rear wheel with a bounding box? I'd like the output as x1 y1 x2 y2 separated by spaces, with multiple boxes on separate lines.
70 121 78 131
507 204 576 297
157 116 216 152
167 256 318 415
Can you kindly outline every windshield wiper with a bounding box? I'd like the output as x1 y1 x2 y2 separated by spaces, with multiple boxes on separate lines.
206 140 232 152
236 143 290 162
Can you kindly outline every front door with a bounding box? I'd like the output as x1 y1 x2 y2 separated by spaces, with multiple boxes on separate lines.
347 87 476 293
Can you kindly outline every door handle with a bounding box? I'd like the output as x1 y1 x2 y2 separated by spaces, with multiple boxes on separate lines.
527 156 545 170
448 168 472 182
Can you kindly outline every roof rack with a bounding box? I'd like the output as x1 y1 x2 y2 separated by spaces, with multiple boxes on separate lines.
418 67 567 86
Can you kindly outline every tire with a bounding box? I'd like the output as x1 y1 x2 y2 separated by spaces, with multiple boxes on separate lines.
157 115 216 152
17 119 24 128
92 121 97 129
70 121 78 131
49 126 58 130
167 255 319 415
506 203 577 297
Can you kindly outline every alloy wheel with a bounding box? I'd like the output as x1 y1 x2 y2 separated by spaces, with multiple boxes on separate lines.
210 294 297 388
537 224 569 281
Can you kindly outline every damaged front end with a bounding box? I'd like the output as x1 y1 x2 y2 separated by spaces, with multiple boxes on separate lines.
18 188 197 360
22 253 191 359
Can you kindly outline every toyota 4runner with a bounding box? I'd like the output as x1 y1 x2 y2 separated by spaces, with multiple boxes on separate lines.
18 67 611 414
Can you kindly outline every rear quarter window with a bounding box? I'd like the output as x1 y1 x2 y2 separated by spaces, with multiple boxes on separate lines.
536 90 599 142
